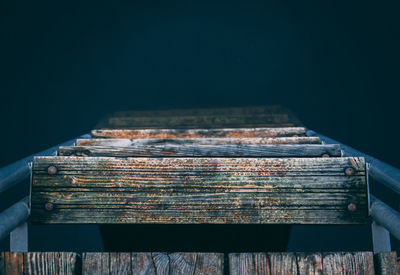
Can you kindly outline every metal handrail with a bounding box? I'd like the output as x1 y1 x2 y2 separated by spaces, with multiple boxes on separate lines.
307 129 400 195
0 133 90 246
0 133 90 194
0 197 30 241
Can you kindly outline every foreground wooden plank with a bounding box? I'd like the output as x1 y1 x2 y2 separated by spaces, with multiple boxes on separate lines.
1 252 78 275
82 252 224 275
374 252 400 275
96 105 302 129
229 252 374 275
76 136 322 146
59 144 341 157
31 157 367 224
91 127 307 139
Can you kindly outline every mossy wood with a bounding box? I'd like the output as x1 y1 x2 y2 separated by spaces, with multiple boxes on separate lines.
31 157 367 224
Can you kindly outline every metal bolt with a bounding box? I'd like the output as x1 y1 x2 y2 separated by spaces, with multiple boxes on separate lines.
45 202 54 211
322 153 330 158
47 165 57 175
345 167 355 176
347 203 357 212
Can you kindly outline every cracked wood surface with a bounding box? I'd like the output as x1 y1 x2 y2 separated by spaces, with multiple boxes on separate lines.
58 144 341 158
31 157 367 224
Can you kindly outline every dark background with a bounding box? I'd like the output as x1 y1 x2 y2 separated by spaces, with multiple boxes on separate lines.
1 1 399 253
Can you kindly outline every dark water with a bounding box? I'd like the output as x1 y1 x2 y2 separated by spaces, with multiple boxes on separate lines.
1 0 399 253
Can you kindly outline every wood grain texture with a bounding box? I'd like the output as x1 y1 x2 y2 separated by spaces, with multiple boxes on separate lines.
58 144 341 158
82 253 223 275
2 252 78 275
31 156 367 224
91 127 307 139
322 252 374 275
96 105 302 129
230 252 374 275
374 252 400 275
76 137 322 147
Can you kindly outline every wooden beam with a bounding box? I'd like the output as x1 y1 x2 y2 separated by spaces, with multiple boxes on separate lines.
58 144 341 158
76 137 322 146
31 157 367 224
91 127 307 139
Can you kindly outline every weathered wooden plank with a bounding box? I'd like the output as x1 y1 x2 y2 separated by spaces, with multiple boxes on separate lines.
59 144 341 158
374 252 400 275
323 252 374 275
82 253 109 275
31 157 367 224
296 253 323 275
76 137 322 146
229 253 298 275
2 252 78 275
91 127 307 139
230 252 376 275
82 253 223 275
96 105 302 129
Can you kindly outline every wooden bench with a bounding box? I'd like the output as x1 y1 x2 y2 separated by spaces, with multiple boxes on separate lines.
13 105 392 274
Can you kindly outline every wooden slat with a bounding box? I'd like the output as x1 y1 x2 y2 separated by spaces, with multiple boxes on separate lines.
91 127 307 139
31 157 367 224
76 137 322 146
96 105 302 129
229 252 375 275
82 252 224 275
58 144 341 158
2 252 78 275
374 252 400 275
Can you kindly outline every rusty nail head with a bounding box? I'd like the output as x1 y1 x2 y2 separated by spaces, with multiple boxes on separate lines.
47 165 57 175
347 203 357 212
345 167 355 176
45 202 54 211
322 153 330 158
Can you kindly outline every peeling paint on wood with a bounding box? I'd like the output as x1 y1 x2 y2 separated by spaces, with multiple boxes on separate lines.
76 137 322 147
91 127 307 139
58 144 341 158
31 157 367 224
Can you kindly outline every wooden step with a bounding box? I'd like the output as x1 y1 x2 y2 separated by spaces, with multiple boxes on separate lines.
91 127 307 139
76 136 322 146
58 144 341 157
96 105 303 129
2 252 399 275
31 157 367 224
